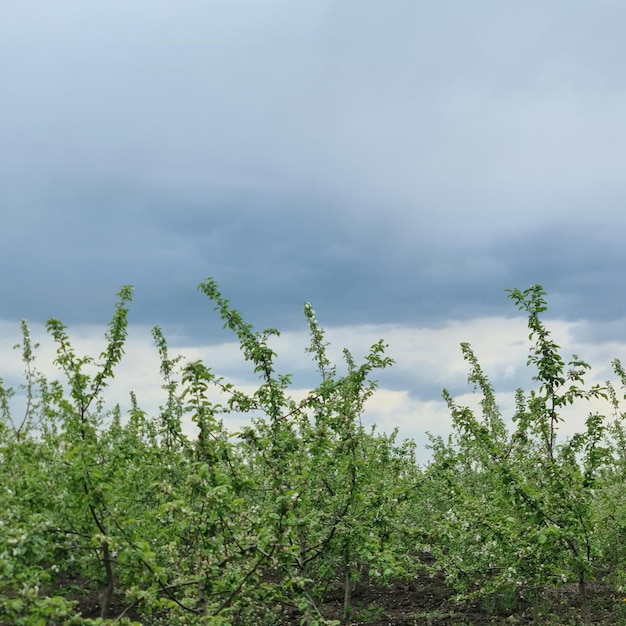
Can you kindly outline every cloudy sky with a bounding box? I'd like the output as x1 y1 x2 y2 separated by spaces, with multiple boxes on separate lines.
2 1 626 461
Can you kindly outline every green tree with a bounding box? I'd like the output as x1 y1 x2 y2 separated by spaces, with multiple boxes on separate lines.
426 285 610 624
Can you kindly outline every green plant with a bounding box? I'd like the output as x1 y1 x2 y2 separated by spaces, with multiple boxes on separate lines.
426 285 611 625
4 279 626 624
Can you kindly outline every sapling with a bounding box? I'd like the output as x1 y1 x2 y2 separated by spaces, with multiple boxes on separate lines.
430 285 609 624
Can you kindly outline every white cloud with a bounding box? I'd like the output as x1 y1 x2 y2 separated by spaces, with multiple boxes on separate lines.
2 313 625 464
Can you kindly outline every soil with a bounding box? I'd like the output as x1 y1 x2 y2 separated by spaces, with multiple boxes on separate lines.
310 573 623 626
59 568 625 625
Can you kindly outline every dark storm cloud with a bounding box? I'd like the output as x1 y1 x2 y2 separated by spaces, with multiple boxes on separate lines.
2 178 625 343
2 1 626 342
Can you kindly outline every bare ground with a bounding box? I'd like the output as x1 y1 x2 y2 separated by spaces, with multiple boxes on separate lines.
59 568 626 625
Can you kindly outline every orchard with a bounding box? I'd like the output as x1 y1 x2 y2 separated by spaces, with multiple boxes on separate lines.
2 281 626 625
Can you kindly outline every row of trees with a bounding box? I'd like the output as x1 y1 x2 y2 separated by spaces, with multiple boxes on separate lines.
2 281 626 624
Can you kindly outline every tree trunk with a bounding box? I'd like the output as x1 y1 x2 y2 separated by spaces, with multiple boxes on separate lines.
343 565 353 623
579 574 591 626
100 540 115 619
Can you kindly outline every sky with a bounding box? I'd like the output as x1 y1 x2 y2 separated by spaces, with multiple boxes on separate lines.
2 1 626 462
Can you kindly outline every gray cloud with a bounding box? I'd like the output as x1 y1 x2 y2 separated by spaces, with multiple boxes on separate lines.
2 1 626 344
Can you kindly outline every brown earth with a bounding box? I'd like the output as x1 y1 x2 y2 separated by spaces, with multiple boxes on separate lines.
284 572 624 626
61 569 625 625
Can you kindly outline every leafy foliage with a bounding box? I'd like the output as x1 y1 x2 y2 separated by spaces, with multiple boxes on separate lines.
2 280 626 624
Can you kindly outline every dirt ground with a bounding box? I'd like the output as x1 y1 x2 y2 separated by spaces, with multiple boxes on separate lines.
310 572 624 626
66 568 625 625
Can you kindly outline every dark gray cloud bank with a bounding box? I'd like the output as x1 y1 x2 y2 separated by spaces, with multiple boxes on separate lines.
2 1 626 346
